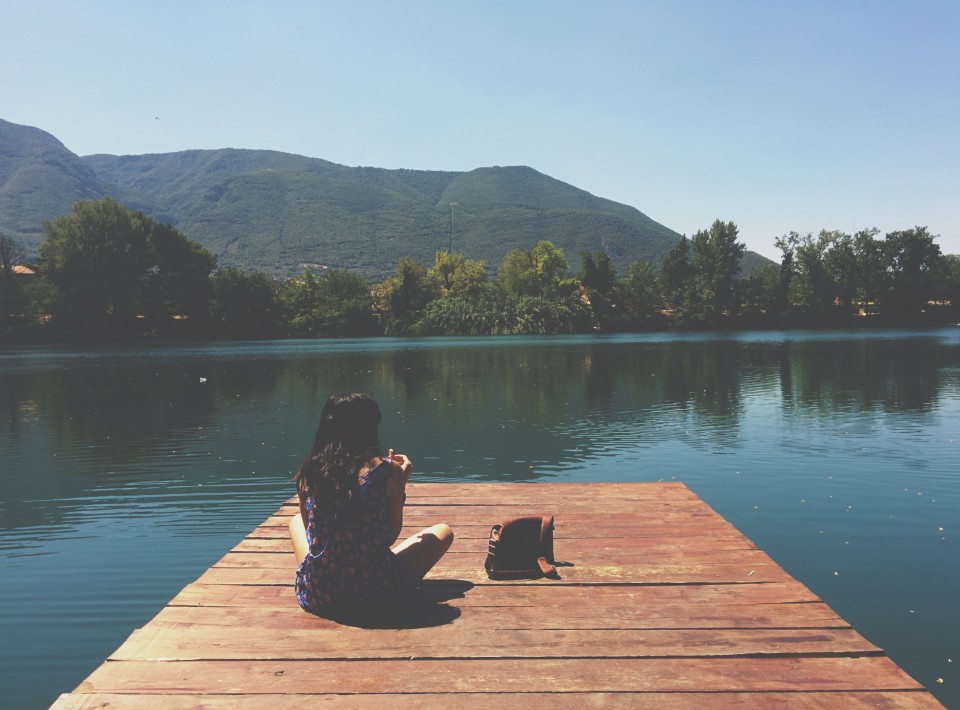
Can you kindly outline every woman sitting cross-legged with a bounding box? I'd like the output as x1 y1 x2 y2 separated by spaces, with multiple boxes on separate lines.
289 392 454 619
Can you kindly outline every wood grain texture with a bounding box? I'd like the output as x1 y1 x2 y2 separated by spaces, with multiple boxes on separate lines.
51 691 947 709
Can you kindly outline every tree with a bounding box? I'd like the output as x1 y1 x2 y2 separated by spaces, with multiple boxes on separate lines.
145 222 217 320
282 269 377 337
579 250 616 294
319 269 377 337
791 231 835 312
39 198 153 328
933 253 960 318
739 263 779 315
422 295 491 335
37 197 216 332
852 228 884 305
0 230 21 272
823 230 856 308
776 230 850 314
883 227 941 316
498 247 537 297
380 256 440 335
620 259 659 324
657 236 693 317
773 233 796 316
578 250 619 329
282 270 324 336
0 231 24 326
428 251 487 300
498 241 568 298
531 240 569 294
690 220 745 320
510 294 591 334
210 267 282 337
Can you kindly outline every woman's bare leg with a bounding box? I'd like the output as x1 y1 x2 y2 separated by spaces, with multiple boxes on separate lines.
393 523 454 580
289 513 309 566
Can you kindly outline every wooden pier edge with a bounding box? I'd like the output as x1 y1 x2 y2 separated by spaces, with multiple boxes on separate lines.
52 482 945 708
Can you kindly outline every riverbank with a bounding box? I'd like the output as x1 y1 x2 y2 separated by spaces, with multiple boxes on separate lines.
2 305 956 347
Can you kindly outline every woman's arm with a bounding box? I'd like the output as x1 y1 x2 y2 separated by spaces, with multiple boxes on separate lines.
289 488 310 565
386 450 412 544
299 491 309 528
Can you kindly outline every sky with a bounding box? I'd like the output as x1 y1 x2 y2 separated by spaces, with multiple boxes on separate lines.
2 0 958 260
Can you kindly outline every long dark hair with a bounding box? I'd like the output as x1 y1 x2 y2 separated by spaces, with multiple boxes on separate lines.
295 392 382 505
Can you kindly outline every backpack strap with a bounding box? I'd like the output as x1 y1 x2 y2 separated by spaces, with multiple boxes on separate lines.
536 556 558 577
537 515 559 578
484 523 503 576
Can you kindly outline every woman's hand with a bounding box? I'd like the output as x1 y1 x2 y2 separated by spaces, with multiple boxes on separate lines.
386 449 411 544
387 449 413 483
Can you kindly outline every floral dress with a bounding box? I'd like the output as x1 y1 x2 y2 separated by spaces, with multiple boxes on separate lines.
295 460 417 615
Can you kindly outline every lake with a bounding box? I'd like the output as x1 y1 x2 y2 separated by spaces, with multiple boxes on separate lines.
1 330 958 708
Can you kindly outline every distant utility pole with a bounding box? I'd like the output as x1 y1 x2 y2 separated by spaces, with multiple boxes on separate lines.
448 202 458 253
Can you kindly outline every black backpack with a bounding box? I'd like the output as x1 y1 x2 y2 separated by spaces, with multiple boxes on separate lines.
484 514 560 579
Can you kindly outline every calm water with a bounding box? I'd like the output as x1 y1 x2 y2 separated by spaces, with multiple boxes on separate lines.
1 331 958 708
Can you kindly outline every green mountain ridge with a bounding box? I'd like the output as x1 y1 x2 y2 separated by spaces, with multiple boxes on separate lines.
0 118 771 278
0 120 113 239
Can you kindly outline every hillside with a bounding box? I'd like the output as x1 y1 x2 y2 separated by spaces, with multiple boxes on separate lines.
0 119 772 278
0 119 111 251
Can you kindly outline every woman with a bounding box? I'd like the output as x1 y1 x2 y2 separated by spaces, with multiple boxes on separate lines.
289 392 453 616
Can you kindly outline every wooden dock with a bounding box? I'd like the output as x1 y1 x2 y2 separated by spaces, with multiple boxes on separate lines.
54 482 944 708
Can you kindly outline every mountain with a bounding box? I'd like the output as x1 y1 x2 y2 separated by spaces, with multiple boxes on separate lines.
0 119 111 250
0 119 772 278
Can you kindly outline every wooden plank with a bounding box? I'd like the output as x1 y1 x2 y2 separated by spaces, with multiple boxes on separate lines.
149 599 850 631
232 535 759 553
192 561 794 585
214 549 776 570
251 525 755 542
327 480 701 500
52 691 946 709
264 507 733 538
77 657 925 694
112 625 881 661
168 578 824 608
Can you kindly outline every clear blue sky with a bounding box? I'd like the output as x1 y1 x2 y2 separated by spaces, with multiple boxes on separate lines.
3 0 958 259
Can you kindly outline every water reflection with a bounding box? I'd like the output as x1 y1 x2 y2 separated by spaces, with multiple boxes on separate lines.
776 337 948 415
370 340 752 477
2 333 957 511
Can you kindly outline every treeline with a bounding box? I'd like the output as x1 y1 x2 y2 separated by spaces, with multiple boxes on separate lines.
1 198 958 342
